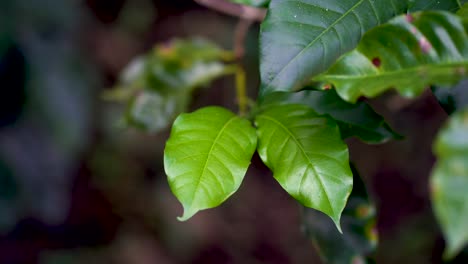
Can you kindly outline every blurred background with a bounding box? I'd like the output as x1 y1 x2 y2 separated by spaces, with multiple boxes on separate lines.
0 0 467 263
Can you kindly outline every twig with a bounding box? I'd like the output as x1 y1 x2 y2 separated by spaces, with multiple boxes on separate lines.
194 0 267 22
234 19 254 59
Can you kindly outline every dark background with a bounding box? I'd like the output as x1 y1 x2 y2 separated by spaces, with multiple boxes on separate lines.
0 0 467 263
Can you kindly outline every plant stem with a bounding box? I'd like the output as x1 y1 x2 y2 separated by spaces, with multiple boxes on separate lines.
236 66 248 116
234 19 254 59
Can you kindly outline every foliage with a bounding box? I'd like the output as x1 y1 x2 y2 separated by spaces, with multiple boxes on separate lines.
259 90 401 143
314 11 468 102
255 104 353 229
105 38 236 132
110 0 468 261
259 0 408 96
164 107 257 220
430 108 468 258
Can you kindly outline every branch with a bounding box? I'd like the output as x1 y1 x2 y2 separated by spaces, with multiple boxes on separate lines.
234 19 253 58
194 0 267 22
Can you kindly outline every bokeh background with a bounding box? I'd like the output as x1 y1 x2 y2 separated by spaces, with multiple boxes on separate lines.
1 0 468 263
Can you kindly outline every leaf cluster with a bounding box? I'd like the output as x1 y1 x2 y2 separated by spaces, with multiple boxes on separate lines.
110 0 468 260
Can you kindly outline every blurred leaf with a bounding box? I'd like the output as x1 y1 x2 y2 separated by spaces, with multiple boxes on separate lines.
432 79 468 115
0 32 10 58
125 91 190 132
458 2 468 17
0 0 94 228
430 108 468 259
145 38 233 94
259 90 401 144
0 158 17 201
259 0 407 97
0 157 19 232
228 0 269 7
408 0 462 12
164 107 257 221
255 104 353 230
40 248 105 264
314 11 468 103
107 38 235 133
116 0 155 35
303 165 377 264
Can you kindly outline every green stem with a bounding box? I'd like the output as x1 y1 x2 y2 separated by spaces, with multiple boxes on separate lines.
235 66 248 116
221 64 238 75
220 51 237 62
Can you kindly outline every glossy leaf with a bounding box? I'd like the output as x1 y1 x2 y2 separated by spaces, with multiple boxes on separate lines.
260 90 401 143
408 0 462 12
255 104 353 229
315 11 468 102
165 107 257 220
259 0 408 96
430 108 468 258
303 165 377 264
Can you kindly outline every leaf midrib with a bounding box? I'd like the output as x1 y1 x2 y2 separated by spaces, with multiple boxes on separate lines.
257 113 335 216
266 0 367 88
191 116 237 205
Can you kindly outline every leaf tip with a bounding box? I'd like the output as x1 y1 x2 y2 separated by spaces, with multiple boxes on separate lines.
177 206 198 222
443 247 458 261
442 237 468 261
332 216 343 234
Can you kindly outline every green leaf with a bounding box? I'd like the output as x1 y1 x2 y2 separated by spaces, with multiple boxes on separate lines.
259 0 408 96
408 0 461 12
314 11 468 103
105 38 235 132
430 108 468 258
164 107 257 220
228 0 269 7
260 90 401 143
125 91 190 132
458 2 468 17
145 38 232 95
255 104 353 229
303 165 377 264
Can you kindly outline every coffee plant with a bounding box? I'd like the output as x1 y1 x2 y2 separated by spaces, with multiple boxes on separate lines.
108 0 468 262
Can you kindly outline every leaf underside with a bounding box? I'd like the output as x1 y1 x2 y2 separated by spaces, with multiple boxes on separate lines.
431 108 468 259
259 0 408 97
315 11 468 102
255 104 353 229
164 107 257 220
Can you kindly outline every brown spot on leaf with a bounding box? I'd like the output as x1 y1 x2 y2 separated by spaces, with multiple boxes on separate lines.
372 57 381 67
323 84 332 90
456 67 466 76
